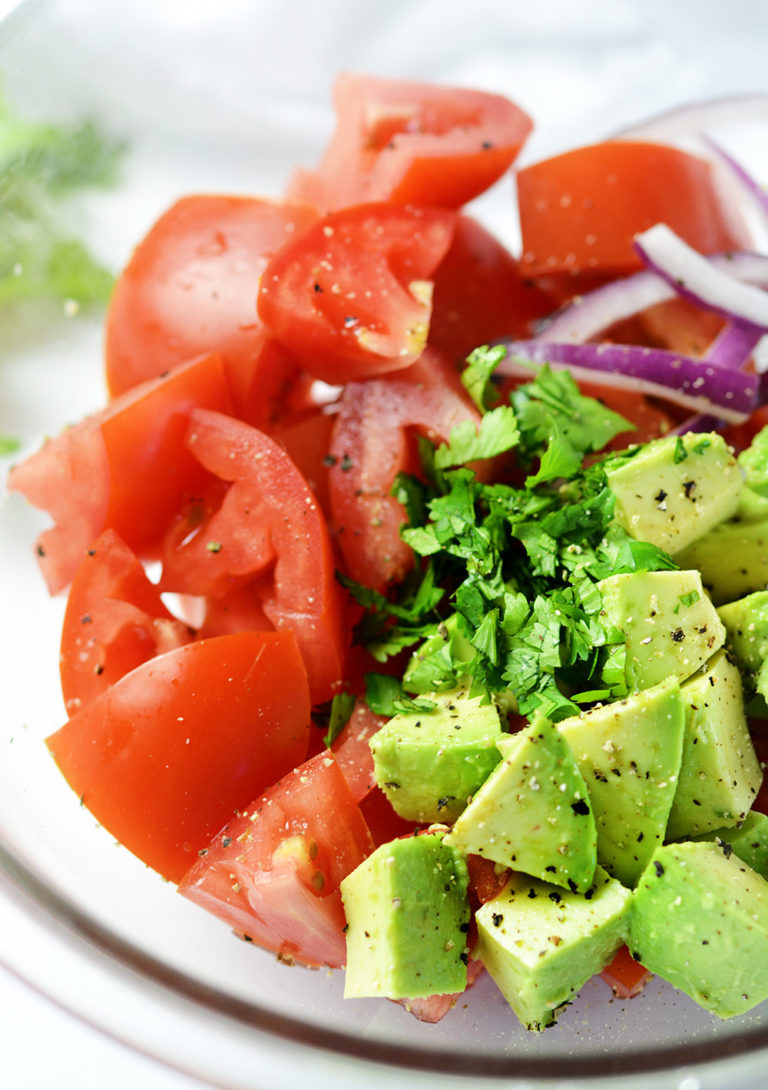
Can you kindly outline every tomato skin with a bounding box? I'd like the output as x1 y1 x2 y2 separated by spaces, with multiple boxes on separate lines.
428 215 552 364
160 408 349 705
60 528 194 716
518 141 750 286
105 195 317 422
328 348 481 592
258 203 456 384
7 351 233 595
47 631 311 883
178 751 375 968
288 73 532 212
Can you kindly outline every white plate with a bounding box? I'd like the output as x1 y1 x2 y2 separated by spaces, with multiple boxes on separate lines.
2 2 768 1088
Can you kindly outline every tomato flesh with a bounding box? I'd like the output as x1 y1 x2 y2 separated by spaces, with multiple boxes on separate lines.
178 751 375 968
47 631 311 883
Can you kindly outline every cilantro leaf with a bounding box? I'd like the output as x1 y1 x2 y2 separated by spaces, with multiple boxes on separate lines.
434 405 519 469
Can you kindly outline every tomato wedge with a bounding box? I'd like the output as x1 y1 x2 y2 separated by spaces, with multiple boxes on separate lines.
257 202 456 384
60 528 193 716
47 631 311 883
160 408 349 704
105 195 317 422
7 351 233 594
288 73 532 211
328 348 481 591
517 141 750 287
178 751 375 968
428 215 553 364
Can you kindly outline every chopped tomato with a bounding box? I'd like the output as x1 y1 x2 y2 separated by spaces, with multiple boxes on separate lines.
46 631 312 883
428 215 553 364
267 406 336 517
178 751 375 968
396 958 485 1024
330 698 386 803
600 944 652 999
358 786 420 847
328 348 481 592
160 408 349 704
288 73 532 212
257 202 456 384
59 528 194 716
466 854 510 906
7 351 233 594
517 141 750 290
105 195 317 422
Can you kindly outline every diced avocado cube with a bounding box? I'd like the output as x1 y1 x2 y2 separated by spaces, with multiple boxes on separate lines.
677 519 768 605
605 431 741 556
370 689 503 823
736 486 768 524
476 867 631 1031
341 833 470 999
558 680 686 888
667 650 762 839
444 717 597 893
718 590 768 680
738 425 768 499
694 812 768 880
629 840 768 1018
599 569 725 691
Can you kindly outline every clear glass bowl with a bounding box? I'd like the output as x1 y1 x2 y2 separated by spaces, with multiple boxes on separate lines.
2 2 768 1087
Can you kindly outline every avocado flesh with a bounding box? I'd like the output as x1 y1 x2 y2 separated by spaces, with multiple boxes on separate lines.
629 840 768 1018
666 649 762 839
341 833 470 999
677 519 768 605
605 431 741 556
718 590 768 680
476 866 631 1031
444 717 597 893
694 812 768 880
599 569 725 691
370 689 503 823
557 680 686 888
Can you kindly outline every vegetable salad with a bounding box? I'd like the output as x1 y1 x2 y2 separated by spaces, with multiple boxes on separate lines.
7 73 768 1028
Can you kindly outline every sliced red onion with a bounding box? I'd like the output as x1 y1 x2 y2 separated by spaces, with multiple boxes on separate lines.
704 322 765 369
633 224 768 332
497 340 758 423
609 93 768 142
700 134 768 246
535 251 768 345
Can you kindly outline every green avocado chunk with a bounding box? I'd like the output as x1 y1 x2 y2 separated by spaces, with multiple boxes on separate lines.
557 680 686 888
694 812 768 880
718 590 768 682
444 717 597 893
605 431 741 555
629 840 768 1018
370 689 503 823
476 866 631 1031
598 569 725 691
666 649 762 839
340 833 470 999
677 519 768 605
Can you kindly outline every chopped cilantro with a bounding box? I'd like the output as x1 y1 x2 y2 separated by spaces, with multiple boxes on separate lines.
319 690 358 748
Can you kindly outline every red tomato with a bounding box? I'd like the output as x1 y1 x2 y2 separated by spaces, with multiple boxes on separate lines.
60 528 194 716
46 631 311 883
358 786 420 847
160 408 349 705
287 73 532 212
105 195 317 422
466 854 509 906
600 944 652 999
7 351 233 595
396 958 485 1024
331 698 387 804
517 141 750 288
267 406 336 518
257 203 456 384
328 348 481 592
428 215 553 364
177 751 375 968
